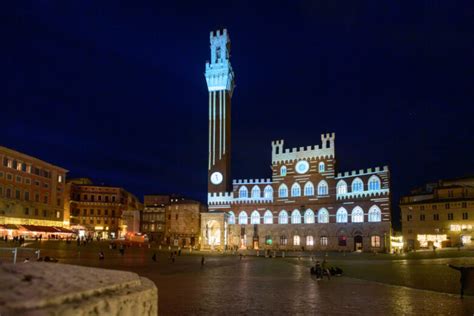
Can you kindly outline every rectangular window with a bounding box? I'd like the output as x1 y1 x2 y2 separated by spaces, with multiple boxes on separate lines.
105 196 109 202
6 188 11 198
105 209 108 216
280 236 288 246
91 195 95 202
407 214 412 221
448 190 453 198
24 191 30 201
112 210 115 217
35 193 39 202
462 202 467 208
43 210 47 217
433 214 439 221
420 214 425 221
176 214 179 220
17 162 22 171
16 176 22 183
44 195 48 204
3 157 8 166
83 194 88 200
338 236 347 246
0 172 3 178
320 237 328 246
112 196 116 202
25 178 31 185
15 190 21 199
57 198 61 206
34 180 40 186
98 195 102 201
58 175 63 183
83 209 87 216
12 160 17 169
24 207 29 215
0 186 3 196
448 213 454 220
7 173 13 180
371 235 381 248
34 209 39 216
463 212 469 220
445 203 450 209
90 209 94 215
97 209 101 216
56 211 60 219
21 163 26 172
90 219 94 224
43 182 49 189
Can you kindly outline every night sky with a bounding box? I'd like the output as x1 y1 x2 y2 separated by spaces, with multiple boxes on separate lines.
2 2 474 229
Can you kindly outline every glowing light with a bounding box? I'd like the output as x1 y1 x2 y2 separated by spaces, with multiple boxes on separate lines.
417 234 447 248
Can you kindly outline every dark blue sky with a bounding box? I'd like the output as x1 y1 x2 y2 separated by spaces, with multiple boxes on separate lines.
2 2 474 229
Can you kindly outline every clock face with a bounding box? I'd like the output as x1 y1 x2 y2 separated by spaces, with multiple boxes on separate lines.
295 160 310 174
210 172 223 185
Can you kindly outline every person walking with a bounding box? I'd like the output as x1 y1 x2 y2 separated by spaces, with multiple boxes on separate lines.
201 256 205 267
449 264 474 298
152 253 157 262
99 251 105 260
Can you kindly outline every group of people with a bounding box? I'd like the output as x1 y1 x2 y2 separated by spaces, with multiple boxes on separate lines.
310 259 343 280
2 235 26 245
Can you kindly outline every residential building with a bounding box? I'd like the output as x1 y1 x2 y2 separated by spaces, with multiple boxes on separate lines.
165 198 206 248
66 178 142 239
141 195 170 243
400 176 474 250
0 146 67 230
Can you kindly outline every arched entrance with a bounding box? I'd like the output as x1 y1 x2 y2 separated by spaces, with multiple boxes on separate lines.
205 220 221 247
354 235 363 251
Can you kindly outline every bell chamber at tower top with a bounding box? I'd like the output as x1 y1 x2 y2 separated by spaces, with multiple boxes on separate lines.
205 29 235 93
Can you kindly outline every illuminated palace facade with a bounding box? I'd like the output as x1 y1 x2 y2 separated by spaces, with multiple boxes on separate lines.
201 29 392 252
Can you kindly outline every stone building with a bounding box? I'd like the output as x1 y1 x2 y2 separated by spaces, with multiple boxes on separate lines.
165 198 206 248
0 146 68 230
141 194 170 243
201 29 392 252
400 176 474 250
66 178 142 239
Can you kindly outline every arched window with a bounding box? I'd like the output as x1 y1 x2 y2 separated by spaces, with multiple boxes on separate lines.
318 208 329 223
351 206 364 223
291 209 302 224
228 211 235 224
336 207 348 223
306 235 314 246
304 181 314 196
293 235 300 246
319 162 325 172
278 210 288 224
304 209 315 224
291 183 301 197
264 210 273 224
352 178 364 192
368 176 381 191
251 210 260 224
278 184 288 198
239 186 248 198
368 205 382 222
264 185 273 199
317 180 328 195
280 166 287 176
238 211 248 225
251 185 261 198
336 180 347 195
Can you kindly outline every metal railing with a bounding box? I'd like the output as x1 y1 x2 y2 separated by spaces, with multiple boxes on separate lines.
0 247 40 264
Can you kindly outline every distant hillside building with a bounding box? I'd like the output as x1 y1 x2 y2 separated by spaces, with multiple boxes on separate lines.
0 146 68 231
400 176 474 250
66 178 142 239
201 29 392 252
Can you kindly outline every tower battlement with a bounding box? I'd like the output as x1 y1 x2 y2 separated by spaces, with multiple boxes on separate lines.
272 133 336 163
335 166 389 178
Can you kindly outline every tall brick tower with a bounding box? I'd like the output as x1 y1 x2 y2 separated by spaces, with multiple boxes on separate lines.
205 29 234 194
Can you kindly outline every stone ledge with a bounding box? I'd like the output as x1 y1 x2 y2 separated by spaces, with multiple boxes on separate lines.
0 262 157 316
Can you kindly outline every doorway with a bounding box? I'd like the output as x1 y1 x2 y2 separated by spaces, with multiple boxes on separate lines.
354 235 363 251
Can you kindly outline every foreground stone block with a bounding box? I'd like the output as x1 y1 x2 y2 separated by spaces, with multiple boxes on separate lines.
0 262 157 316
